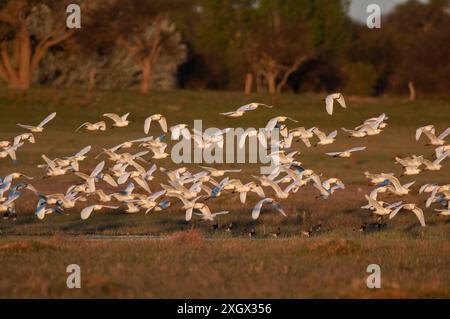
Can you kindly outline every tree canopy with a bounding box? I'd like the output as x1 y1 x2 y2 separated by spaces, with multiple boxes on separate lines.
0 0 449 96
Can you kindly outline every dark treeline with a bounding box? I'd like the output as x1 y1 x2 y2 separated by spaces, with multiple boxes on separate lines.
0 0 449 96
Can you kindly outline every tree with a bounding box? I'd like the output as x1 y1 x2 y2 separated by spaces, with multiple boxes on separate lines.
191 0 350 94
84 0 187 94
347 0 450 96
0 0 75 90
246 0 313 93
179 0 246 90
384 0 450 95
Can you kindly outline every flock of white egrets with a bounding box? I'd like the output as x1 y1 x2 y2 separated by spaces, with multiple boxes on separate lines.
0 93 448 232
360 123 450 227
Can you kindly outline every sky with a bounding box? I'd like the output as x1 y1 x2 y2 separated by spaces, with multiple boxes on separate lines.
348 0 428 23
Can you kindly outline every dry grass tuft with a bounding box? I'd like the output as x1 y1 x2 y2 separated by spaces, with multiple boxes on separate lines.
167 229 204 245
0 241 31 252
305 239 362 255
0 240 57 252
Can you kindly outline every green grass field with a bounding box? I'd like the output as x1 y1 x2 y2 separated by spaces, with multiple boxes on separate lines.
0 89 449 298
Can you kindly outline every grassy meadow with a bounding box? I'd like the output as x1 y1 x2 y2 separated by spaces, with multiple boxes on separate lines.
0 88 449 298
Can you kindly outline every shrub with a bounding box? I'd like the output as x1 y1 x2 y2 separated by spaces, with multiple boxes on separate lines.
343 62 378 96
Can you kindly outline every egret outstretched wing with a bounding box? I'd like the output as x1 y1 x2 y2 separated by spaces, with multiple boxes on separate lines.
38 112 57 128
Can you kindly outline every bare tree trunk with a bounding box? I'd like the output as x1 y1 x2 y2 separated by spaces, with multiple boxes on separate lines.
0 64 9 83
244 73 253 94
276 56 308 93
147 63 153 92
86 68 96 101
267 71 276 95
17 24 31 90
13 35 21 67
408 81 416 101
88 69 96 93
140 58 151 94
0 24 74 90
259 55 279 94
0 42 18 86
256 73 263 93
131 17 163 95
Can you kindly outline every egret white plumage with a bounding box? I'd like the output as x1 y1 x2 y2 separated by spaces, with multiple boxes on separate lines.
238 129 267 149
326 146 366 158
417 127 450 146
75 121 106 132
325 93 346 115
434 145 450 158
289 127 316 147
418 151 449 171
382 174 415 196
313 128 337 146
103 113 130 128
220 102 272 118
200 166 241 177
265 116 298 134
364 171 394 186
17 112 56 133
14 133 35 144
389 203 426 227
415 125 435 141
341 128 367 138
144 114 167 134
363 195 403 216
170 124 190 140
81 205 119 220
251 198 286 220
